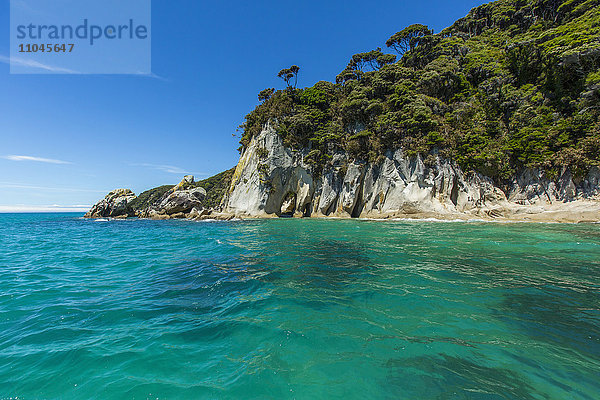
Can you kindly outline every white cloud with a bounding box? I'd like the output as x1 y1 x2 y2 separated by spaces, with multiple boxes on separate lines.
133 71 170 82
0 204 90 213
136 163 186 174
0 182 106 193
0 55 79 74
2 155 71 164
2 55 165 78
50 204 91 208
133 163 207 176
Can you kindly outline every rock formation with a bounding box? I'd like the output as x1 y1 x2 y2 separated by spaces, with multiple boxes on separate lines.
85 176 211 220
137 175 207 219
222 125 600 222
84 189 137 219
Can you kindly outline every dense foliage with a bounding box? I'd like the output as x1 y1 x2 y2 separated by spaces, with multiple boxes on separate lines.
129 168 235 212
239 0 600 181
129 185 172 211
192 168 235 208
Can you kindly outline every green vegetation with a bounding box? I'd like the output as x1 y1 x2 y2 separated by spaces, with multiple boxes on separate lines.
240 0 600 182
336 48 397 85
129 168 235 212
129 185 172 211
192 168 236 208
386 24 433 54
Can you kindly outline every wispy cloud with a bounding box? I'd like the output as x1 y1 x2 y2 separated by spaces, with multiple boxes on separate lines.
133 71 170 82
2 155 72 164
134 163 187 174
0 182 106 193
0 204 91 213
133 163 206 176
0 55 79 74
2 55 166 78
50 204 91 208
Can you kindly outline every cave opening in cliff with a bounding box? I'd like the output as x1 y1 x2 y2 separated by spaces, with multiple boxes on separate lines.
280 192 297 218
302 203 311 217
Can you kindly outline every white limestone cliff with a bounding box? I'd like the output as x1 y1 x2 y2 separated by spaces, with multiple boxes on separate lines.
222 126 600 222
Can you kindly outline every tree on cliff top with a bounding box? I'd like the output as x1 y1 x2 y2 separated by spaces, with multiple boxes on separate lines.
386 24 432 54
336 49 396 83
351 48 397 72
278 65 300 89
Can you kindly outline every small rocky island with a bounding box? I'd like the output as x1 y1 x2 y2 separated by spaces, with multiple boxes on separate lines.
85 172 236 220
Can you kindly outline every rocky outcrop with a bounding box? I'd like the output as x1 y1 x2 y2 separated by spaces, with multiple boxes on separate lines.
222 126 600 222
86 176 212 220
137 175 207 219
506 167 600 204
84 189 137 218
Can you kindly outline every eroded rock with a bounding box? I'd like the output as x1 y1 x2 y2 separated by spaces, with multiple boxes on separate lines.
158 187 206 215
222 125 600 220
84 189 137 218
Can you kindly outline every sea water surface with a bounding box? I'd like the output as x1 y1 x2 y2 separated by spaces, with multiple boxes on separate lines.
0 213 599 399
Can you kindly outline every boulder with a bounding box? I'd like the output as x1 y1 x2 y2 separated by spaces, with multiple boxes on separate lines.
134 175 208 218
84 189 137 218
158 186 206 215
187 207 202 219
150 211 171 220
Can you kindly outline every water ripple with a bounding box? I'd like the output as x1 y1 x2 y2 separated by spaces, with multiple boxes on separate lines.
0 214 599 399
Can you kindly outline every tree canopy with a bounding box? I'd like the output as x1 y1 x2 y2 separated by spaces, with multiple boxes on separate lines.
386 24 432 54
258 88 275 102
240 0 600 183
336 48 396 83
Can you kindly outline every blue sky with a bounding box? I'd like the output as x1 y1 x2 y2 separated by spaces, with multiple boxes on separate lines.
0 0 486 212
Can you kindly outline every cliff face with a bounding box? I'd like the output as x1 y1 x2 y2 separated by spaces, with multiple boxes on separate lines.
223 126 600 221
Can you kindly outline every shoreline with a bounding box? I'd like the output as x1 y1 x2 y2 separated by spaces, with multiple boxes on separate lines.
87 216 599 225
87 206 599 224
219 198 600 224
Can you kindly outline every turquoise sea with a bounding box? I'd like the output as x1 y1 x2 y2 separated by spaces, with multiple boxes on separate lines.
0 213 599 399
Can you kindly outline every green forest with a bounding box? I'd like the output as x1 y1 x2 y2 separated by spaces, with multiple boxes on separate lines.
240 0 600 183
